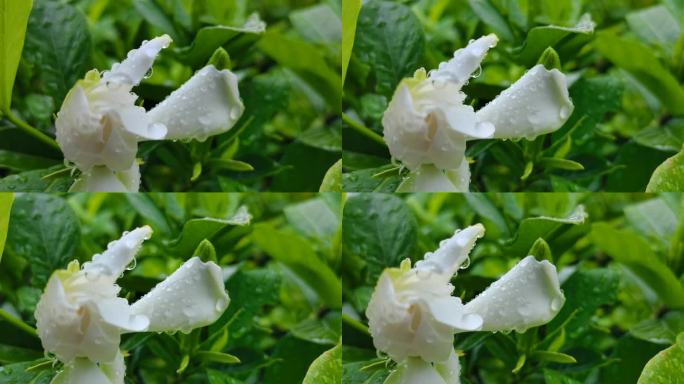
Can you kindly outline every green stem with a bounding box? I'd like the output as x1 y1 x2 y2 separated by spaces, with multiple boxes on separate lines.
4 111 60 151
0 308 39 338
342 112 387 148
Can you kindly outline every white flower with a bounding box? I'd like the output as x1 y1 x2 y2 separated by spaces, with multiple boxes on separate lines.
34 226 230 384
366 224 565 383
55 35 245 192
382 34 574 192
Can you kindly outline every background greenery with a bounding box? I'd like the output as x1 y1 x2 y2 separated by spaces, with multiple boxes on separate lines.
342 192 684 383
342 0 684 192
0 192 342 383
0 0 341 192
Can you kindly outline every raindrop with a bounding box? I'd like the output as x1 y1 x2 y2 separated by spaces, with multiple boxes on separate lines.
125 257 137 271
471 65 482 79
459 256 471 269
143 68 153 79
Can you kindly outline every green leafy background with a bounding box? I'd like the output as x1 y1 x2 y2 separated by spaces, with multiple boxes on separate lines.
0 0 341 192
342 192 684 384
343 0 684 192
0 192 342 383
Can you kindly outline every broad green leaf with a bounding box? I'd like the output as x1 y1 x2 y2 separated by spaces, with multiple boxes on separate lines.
626 5 681 56
343 360 388 384
548 268 620 340
6 194 80 286
133 0 188 45
342 166 402 192
302 342 342 384
624 198 678 249
638 333 684 384
635 118 684 152
601 336 664 384
468 0 515 41
511 14 595 66
0 359 53 383
342 0 361 85
591 223 684 308
23 0 92 107
320 159 342 192
264 335 329 384
196 351 241 364
284 198 339 242
257 32 341 110
271 142 340 192
0 343 41 364
594 32 684 115
0 166 72 192
290 3 341 44
354 1 425 96
252 223 342 308
207 369 242 384
544 369 583 384
125 194 172 235
0 150 58 172
0 0 32 113
465 194 510 237
0 193 12 263
530 350 576 364
343 194 417 282
166 205 251 256
632 311 684 345
505 205 587 257
292 312 342 346
647 147 684 192
175 14 265 68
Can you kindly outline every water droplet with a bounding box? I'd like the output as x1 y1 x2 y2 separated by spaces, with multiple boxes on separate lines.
459 256 471 269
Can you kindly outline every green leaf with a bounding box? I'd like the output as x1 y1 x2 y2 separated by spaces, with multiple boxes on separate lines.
539 157 584 171
292 312 342 346
528 237 553 262
206 159 255 172
342 0 361 85
284 198 339 242
538 47 561 70
23 0 92 107
175 15 265 68
0 343 41 364
125 194 172 235
468 0 515 41
0 150 58 172
252 223 342 308
638 333 684 384
544 369 583 384
193 239 217 263
465 194 510 237
207 369 242 384
133 0 188 45
632 311 684 345
635 118 684 152
167 206 251 256
590 223 684 308
548 268 620 340
0 166 72 192
290 3 341 44
511 14 595 66
0 359 54 383
354 0 425 96
264 335 329 384
302 342 342 384
505 205 587 257
0 193 12 263
342 166 402 192
196 351 241 364
207 47 232 70
6 194 80 286
319 159 342 192
343 194 417 282
647 147 684 192
626 5 681 55
624 198 678 249
0 0 32 113
257 32 341 110
530 350 577 364
594 31 684 115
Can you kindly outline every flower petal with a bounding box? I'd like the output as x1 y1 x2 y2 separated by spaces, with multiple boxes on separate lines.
475 64 574 140
116 105 166 140
147 65 244 141
102 35 172 86
130 257 230 333
430 34 498 88
425 296 482 332
416 224 485 277
434 349 462 384
70 164 141 192
397 162 470 192
463 256 565 332
96 298 149 333
386 357 448 384
83 226 152 278
51 353 124 384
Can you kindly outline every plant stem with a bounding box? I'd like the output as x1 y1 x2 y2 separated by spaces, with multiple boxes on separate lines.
0 308 39 338
4 111 60 151
342 112 387 148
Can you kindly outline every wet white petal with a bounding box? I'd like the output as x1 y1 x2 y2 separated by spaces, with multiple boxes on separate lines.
463 256 565 333
83 226 152 278
397 161 470 192
476 65 574 140
416 224 485 277
51 352 124 384
130 257 230 333
426 296 482 332
70 164 141 193
434 350 462 384
430 34 498 88
386 358 447 384
102 35 172 86
116 105 166 141
147 65 244 141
